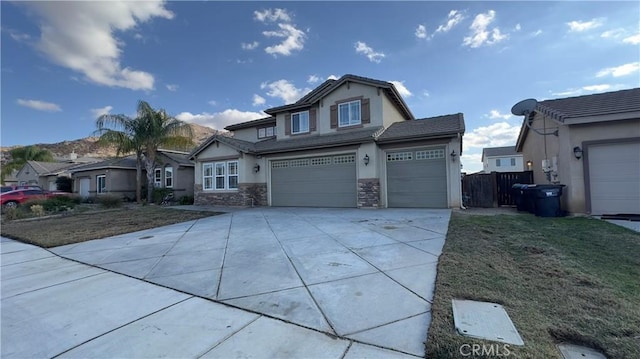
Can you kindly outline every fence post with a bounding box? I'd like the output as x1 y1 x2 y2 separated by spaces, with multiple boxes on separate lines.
491 172 498 207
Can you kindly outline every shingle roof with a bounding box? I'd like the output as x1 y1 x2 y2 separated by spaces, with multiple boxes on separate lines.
376 113 465 143
482 146 518 158
536 87 640 122
189 134 257 159
69 156 138 172
254 127 382 154
262 74 414 120
26 161 79 175
225 116 276 131
158 150 193 166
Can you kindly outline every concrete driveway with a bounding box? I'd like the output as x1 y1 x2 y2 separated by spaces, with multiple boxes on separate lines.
2 207 450 358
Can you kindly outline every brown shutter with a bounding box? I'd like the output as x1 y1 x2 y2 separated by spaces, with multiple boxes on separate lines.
309 108 317 132
330 105 337 129
361 98 370 124
284 113 291 135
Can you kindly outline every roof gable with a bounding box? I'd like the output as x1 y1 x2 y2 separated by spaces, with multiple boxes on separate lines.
188 134 256 159
377 113 465 143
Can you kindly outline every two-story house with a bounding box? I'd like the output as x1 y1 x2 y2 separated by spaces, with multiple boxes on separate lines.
189 74 465 208
481 146 525 173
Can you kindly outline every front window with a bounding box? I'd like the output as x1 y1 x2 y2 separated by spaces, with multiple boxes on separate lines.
97 175 106 194
205 161 239 190
338 100 361 127
154 168 162 187
291 111 309 134
510 158 516 166
496 159 501 167
165 167 173 188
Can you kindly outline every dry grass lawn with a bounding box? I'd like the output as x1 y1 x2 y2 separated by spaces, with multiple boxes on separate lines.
1 206 219 248
427 211 640 358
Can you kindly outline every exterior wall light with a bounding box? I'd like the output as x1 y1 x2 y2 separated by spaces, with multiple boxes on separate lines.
450 150 457 162
363 154 370 166
253 164 260 173
573 146 583 159
526 160 533 170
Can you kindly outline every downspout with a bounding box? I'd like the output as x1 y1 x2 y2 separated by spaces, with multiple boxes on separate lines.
458 132 466 210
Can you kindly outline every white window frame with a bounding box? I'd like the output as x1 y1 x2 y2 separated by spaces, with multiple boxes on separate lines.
203 163 214 190
154 168 162 187
338 100 361 127
266 126 275 137
291 111 309 134
204 161 239 191
165 167 173 188
258 126 276 139
97 175 106 194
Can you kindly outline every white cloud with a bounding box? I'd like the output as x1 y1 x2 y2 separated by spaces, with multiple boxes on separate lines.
415 25 427 39
307 75 320 84
435 10 465 35
551 84 624 97
582 84 612 92
90 105 113 118
17 99 62 112
260 79 310 104
327 74 339 80
263 23 305 57
176 109 266 130
531 29 543 37
254 8 291 23
600 28 626 39
596 62 640 78
623 33 640 45
464 122 521 150
166 84 179 91
241 41 259 50
462 10 508 48
514 24 521 31
23 1 173 91
354 41 385 63
252 94 266 106
208 100 217 106
422 90 430 97
487 110 513 120
461 152 483 172
567 18 604 32
389 80 412 97
9 29 31 42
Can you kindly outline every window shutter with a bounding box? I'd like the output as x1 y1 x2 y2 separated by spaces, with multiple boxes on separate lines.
361 98 370 124
309 109 317 131
285 113 291 135
330 105 337 128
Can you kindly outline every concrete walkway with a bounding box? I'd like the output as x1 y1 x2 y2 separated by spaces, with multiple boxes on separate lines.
2 208 450 358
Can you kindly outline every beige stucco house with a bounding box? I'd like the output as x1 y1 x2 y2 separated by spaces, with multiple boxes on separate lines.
515 88 640 215
70 150 195 201
16 161 81 190
190 74 465 208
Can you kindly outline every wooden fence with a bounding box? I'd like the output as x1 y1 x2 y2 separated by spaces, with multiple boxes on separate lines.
462 171 534 208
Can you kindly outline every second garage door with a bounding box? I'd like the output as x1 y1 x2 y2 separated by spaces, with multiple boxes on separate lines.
271 154 357 207
386 147 447 208
587 140 640 215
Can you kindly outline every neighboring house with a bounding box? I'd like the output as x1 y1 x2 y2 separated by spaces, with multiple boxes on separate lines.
481 146 525 173
515 87 640 215
190 74 465 208
3 169 19 186
16 161 80 189
69 150 194 200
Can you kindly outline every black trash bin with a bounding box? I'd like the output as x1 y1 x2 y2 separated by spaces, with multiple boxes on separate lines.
512 184 529 212
532 185 565 217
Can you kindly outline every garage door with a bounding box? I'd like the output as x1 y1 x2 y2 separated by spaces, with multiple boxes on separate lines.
588 141 640 215
271 154 357 207
386 148 447 208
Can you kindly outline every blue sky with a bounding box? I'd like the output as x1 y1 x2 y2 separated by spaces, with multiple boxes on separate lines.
2 1 639 173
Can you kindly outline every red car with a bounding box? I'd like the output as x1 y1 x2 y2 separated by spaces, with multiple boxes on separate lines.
0 189 63 208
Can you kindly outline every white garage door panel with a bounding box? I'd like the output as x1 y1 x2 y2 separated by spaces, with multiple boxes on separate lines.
588 141 640 215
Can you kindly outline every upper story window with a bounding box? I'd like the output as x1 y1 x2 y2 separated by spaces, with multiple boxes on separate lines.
496 159 501 167
338 100 361 127
258 126 275 139
291 111 309 134
510 158 516 166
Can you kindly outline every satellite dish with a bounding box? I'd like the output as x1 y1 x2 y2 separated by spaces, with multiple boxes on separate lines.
511 98 537 116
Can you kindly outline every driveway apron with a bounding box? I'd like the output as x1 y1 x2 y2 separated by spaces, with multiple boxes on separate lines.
3 208 449 358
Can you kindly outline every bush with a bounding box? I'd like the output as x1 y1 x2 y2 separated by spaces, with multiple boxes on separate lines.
179 196 194 205
152 188 174 205
3 208 29 221
96 195 123 208
30 204 45 217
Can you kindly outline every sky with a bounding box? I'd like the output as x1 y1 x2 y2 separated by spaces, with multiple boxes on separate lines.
1 1 639 173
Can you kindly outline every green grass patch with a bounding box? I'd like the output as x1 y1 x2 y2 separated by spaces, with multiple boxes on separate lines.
427 212 640 358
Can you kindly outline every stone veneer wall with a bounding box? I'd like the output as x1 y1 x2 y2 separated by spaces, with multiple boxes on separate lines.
357 178 380 208
195 183 267 207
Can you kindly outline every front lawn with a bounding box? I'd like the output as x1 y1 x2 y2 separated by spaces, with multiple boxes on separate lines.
1 206 219 247
427 212 640 358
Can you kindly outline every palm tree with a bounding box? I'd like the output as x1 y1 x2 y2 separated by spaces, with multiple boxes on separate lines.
136 101 193 202
1 146 54 183
95 101 193 203
95 114 145 202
